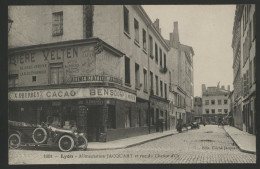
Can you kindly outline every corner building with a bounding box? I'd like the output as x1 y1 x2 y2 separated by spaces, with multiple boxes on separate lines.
8 5 194 141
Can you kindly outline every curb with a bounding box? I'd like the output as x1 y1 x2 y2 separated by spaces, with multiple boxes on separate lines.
223 127 256 154
87 132 177 151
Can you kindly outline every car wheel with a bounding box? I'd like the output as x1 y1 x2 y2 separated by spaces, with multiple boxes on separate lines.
77 135 88 150
32 128 47 144
8 133 21 149
58 135 75 152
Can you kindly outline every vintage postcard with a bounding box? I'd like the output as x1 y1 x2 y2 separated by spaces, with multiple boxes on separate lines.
7 4 256 164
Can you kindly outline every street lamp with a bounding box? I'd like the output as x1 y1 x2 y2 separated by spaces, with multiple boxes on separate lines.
8 17 13 33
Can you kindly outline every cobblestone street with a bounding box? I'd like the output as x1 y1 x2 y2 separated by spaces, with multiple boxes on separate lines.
9 125 256 164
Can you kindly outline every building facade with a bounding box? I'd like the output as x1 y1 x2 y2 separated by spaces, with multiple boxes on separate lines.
231 4 256 134
201 84 231 124
193 97 203 123
8 5 194 141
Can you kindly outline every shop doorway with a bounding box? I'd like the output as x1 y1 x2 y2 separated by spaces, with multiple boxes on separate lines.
87 106 102 142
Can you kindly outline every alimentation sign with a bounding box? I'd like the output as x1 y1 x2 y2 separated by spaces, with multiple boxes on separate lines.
8 87 136 103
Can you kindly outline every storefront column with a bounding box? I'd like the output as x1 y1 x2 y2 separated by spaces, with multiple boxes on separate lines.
77 105 88 134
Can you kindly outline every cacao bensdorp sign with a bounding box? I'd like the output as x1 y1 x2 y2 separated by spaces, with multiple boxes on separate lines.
8 87 136 102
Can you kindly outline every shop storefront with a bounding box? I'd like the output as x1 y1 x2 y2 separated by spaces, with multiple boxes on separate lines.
8 87 137 142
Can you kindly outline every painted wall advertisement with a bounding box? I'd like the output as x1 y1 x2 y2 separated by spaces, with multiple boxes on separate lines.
8 87 136 103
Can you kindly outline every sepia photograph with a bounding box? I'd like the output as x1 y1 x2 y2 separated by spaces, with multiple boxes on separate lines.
7 4 256 164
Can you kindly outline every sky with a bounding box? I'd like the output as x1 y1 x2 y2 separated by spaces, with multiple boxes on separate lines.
142 5 236 97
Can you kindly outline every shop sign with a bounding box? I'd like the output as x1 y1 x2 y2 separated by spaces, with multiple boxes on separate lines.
71 75 122 85
9 87 136 102
85 99 103 105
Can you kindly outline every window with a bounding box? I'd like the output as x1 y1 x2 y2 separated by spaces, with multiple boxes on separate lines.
125 56 130 85
169 71 172 85
134 19 139 43
218 109 222 113
160 80 163 97
243 73 247 95
155 43 158 63
50 63 63 84
164 53 166 68
150 71 153 91
52 11 63 36
123 6 129 34
159 48 162 67
155 75 159 95
224 99 228 104
211 100 215 105
143 29 147 50
205 100 209 105
8 74 18 87
135 63 140 88
149 35 153 58
206 109 209 114
107 105 116 129
211 109 215 114
218 100 222 105
254 57 256 82
32 76 36 82
164 83 167 99
249 60 252 87
224 109 228 114
253 11 256 40
143 69 147 91
125 107 131 128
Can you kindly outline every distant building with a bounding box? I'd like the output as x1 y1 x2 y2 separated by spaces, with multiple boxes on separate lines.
201 84 231 124
231 4 256 134
193 97 202 123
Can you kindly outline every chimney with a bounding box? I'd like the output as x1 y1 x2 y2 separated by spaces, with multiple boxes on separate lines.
153 19 160 32
221 85 225 90
228 85 230 91
173 21 180 48
202 84 206 94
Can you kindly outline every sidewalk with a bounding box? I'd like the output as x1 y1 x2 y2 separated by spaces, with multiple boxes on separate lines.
224 125 256 154
87 129 178 150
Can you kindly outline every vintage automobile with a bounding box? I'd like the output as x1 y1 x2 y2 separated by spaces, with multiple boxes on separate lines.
8 119 88 152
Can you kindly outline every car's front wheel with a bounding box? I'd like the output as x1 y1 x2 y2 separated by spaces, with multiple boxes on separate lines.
8 133 21 149
58 135 75 152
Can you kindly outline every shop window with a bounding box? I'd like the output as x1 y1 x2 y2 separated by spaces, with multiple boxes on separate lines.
143 69 147 92
224 109 228 114
150 108 155 125
211 100 215 105
123 6 129 34
149 35 153 58
205 100 209 105
50 63 63 85
218 109 222 113
206 109 209 114
150 71 153 92
159 48 162 67
155 75 159 95
52 11 63 36
155 43 158 64
143 29 147 50
224 99 228 104
8 74 18 87
125 107 131 128
218 99 222 105
160 80 163 97
134 18 139 43
135 63 140 88
125 56 130 85
211 109 215 114
107 105 116 129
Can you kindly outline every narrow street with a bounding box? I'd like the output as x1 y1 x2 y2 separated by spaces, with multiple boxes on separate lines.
9 125 256 164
